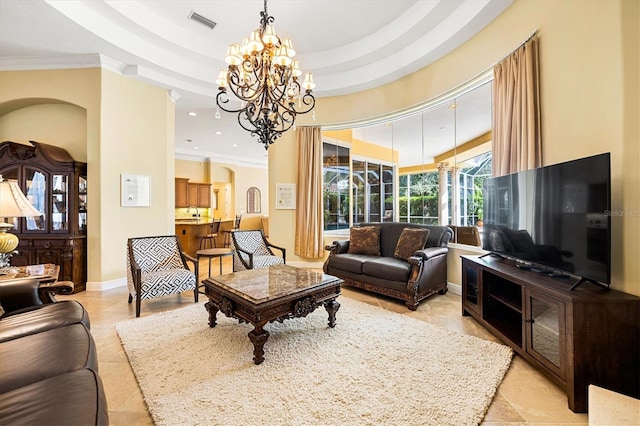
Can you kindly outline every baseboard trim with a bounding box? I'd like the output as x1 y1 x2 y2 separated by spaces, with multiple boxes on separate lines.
86 277 127 292
447 282 462 295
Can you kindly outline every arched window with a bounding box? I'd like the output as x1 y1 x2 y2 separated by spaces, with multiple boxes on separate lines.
246 187 261 213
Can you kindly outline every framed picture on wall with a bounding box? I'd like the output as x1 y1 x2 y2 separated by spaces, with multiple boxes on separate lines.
121 174 150 207
275 183 295 209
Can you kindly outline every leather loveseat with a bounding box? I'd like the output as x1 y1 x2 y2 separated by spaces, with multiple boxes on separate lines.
324 222 453 310
0 278 109 425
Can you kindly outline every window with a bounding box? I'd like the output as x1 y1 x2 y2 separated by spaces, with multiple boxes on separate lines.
323 142 350 231
246 187 261 213
399 171 442 224
323 143 396 230
355 160 395 225
458 152 492 226
397 151 492 227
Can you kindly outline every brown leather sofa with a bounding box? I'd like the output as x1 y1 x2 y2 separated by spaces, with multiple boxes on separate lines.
0 278 109 425
324 222 453 310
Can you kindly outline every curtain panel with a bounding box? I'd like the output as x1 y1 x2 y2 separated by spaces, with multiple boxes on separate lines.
493 36 542 176
294 126 324 258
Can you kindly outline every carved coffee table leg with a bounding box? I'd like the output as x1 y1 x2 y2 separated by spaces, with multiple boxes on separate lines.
248 322 270 365
324 298 340 328
205 301 218 328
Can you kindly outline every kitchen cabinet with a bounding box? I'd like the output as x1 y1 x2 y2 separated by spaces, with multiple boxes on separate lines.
0 141 87 292
175 178 189 207
175 178 211 208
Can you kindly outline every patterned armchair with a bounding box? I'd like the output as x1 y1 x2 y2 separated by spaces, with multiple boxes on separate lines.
126 235 198 317
231 230 286 271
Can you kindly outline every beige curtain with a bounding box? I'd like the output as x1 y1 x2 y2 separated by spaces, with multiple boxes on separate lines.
493 36 542 176
294 126 323 258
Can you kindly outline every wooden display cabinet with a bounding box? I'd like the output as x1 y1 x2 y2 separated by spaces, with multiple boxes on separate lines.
461 255 639 413
0 141 87 292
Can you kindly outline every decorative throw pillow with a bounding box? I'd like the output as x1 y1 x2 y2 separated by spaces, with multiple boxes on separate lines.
394 227 430 260
348 226 381 255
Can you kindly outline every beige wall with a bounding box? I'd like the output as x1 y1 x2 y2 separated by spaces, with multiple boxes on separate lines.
0 68 176 285
175 158 209 183
271 0 640 296
0 103 87 161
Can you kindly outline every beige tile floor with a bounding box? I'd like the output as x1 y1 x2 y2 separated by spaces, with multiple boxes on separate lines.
61 258 588 425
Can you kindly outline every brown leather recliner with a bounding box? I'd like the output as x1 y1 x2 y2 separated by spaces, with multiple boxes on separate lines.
0 278 109 425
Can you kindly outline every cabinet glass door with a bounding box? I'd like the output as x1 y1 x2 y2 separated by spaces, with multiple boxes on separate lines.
79 176 87 232
462 264 480 314
0 167 19 231
52 174 68 231
25 168 46 231
527 292 564 372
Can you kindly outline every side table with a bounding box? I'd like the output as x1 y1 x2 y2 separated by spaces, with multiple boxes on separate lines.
196 248 234 276
195 248 234 302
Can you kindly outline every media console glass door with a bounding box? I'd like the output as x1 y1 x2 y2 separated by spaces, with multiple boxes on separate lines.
525 290 565 379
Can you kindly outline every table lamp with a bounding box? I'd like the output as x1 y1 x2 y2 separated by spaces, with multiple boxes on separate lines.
0 175 42 270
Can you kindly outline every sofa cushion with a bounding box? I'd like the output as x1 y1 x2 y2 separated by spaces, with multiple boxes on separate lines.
0 300 90 343
327 253 372 274
348 226 381 255
394 228 430 260
0 369 109 426
362 257 412 282
0 323 98 393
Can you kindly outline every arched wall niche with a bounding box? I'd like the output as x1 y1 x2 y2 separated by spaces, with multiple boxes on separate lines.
0 99 87 162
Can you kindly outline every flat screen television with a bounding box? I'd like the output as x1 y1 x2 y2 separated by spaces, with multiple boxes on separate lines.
482 153 611 287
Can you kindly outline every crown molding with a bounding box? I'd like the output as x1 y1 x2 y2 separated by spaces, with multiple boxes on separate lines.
0 53 127 74
175 150 267 169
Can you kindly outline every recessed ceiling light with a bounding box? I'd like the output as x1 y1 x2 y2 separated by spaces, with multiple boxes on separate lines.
215 131 222 135
193 147 199 150
232 144 238 147
188 112 197 116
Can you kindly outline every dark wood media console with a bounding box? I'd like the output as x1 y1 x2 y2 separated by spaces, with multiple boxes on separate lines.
461 255 639 413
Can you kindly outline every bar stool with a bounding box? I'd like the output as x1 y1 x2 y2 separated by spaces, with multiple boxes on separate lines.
198 218 221 249
223 214 242 247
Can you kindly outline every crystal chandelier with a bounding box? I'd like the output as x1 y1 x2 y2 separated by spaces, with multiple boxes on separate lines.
215 0 316 150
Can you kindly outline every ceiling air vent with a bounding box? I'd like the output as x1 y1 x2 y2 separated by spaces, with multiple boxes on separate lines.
188 11 216 30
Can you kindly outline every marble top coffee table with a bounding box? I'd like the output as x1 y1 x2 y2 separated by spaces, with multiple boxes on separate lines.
203 264 342 364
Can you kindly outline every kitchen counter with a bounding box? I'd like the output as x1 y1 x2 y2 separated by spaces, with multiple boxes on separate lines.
174 218 234 225
175 218 236 255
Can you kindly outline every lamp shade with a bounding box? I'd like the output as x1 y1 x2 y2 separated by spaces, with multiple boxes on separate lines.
0 178 42 218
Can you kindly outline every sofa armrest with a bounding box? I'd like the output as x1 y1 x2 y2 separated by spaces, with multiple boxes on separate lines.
0 278 45 313
325 240 350 254
412 246 448 261
38 281 74 303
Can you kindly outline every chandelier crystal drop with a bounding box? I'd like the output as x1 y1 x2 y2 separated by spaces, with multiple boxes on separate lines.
215 0 316 150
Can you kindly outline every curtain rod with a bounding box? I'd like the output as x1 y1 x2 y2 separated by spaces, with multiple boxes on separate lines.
495 30 539 65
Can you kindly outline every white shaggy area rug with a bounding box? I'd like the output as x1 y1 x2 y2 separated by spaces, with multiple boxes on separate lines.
116 297 512 426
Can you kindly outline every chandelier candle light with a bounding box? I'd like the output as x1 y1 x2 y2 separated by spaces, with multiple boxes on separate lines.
216 0 316 150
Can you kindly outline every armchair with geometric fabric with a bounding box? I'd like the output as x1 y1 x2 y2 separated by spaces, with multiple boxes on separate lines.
230 230 286 272
126 235 198 317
